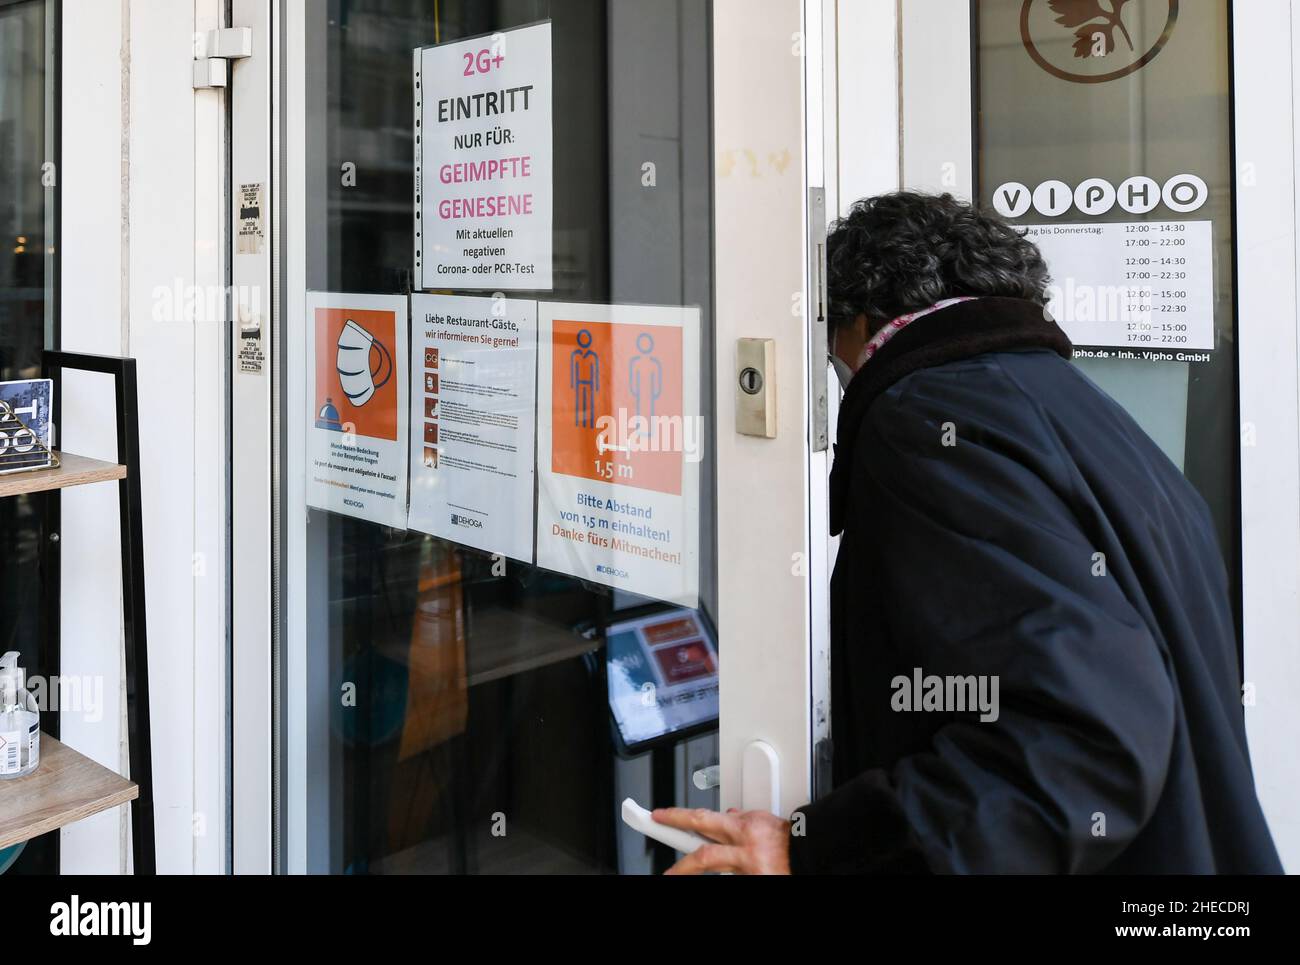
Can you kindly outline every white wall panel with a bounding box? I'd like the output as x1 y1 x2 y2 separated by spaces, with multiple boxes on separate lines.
59 0 228 873
59 0 128 875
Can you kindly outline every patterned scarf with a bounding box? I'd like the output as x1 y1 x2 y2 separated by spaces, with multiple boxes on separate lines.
858 297 979 367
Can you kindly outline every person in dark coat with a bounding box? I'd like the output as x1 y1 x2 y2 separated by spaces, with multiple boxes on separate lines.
654 191 1282 875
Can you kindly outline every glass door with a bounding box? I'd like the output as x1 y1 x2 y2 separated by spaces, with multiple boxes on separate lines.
887 0 1244 628
866 0 1300 868
269 0 823 874
975 0 1242 628
0 0 58 876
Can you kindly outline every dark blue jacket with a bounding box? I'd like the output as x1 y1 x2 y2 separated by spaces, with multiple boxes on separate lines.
789 296 1282 874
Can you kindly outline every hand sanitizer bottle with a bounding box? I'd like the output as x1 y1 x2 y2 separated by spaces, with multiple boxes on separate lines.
0 651 39 779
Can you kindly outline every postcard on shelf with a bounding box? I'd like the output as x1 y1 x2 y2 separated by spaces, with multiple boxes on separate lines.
0 378 54 474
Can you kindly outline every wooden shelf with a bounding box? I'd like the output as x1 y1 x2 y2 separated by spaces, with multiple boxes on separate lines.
0 452 126 499
0 735 138 849
467 607 600 687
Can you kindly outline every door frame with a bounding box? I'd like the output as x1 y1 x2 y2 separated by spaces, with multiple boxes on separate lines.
229 0 276 874
280 0 315 875
242 0 1300 875
713 0 825 818
1233 0 1300 872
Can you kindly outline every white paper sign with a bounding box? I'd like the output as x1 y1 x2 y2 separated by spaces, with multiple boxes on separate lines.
414 22 553 290
306 292 409 528
1027 220 1214 352
407 293 537 562
536 302 700 607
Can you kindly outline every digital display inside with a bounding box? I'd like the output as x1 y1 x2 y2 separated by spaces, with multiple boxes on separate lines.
606 607 718 752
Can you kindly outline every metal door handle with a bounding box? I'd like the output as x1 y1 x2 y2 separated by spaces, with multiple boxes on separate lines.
692 764 720 791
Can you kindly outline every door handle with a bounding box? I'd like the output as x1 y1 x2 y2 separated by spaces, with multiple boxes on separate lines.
742 739 780 814
621 798 708 854
692 764 720 791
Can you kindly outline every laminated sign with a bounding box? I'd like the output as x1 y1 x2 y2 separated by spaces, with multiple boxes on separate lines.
536 302 701 607
414 22 553 291
306 292 409 528
407 293 538 562
990 175 1216 357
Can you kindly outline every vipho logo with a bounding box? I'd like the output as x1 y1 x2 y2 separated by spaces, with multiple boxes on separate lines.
49 895 151 945
992 173 1207 219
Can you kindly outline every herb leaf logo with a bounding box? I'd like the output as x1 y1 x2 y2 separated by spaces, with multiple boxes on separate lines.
1048 0 1134 59
1023 0 1178 84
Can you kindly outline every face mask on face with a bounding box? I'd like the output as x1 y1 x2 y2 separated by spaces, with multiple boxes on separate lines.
828 322 855 391
830 352 853 391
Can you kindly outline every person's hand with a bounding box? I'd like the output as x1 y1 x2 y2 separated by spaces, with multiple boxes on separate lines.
652 807 792 875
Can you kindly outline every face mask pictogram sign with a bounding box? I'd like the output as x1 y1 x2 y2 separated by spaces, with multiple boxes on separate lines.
306 292 410 527
326 315 398 431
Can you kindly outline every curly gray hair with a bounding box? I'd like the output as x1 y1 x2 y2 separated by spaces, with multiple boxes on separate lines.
827 191 1051 330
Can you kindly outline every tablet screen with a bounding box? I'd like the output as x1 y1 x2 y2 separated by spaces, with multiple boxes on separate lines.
606 607 718 752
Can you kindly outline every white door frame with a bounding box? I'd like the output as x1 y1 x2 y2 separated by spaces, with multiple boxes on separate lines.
230 0 275 874
1234 0 1300 872
835 0 1300 872
714 0 822 818
280 0 321 875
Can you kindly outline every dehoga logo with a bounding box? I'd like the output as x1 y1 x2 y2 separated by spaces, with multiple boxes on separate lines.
450 513 483 528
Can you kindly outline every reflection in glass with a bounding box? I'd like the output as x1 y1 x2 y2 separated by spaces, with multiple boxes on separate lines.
298 0 716 874
976 0 1241 633
0 0 56 875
